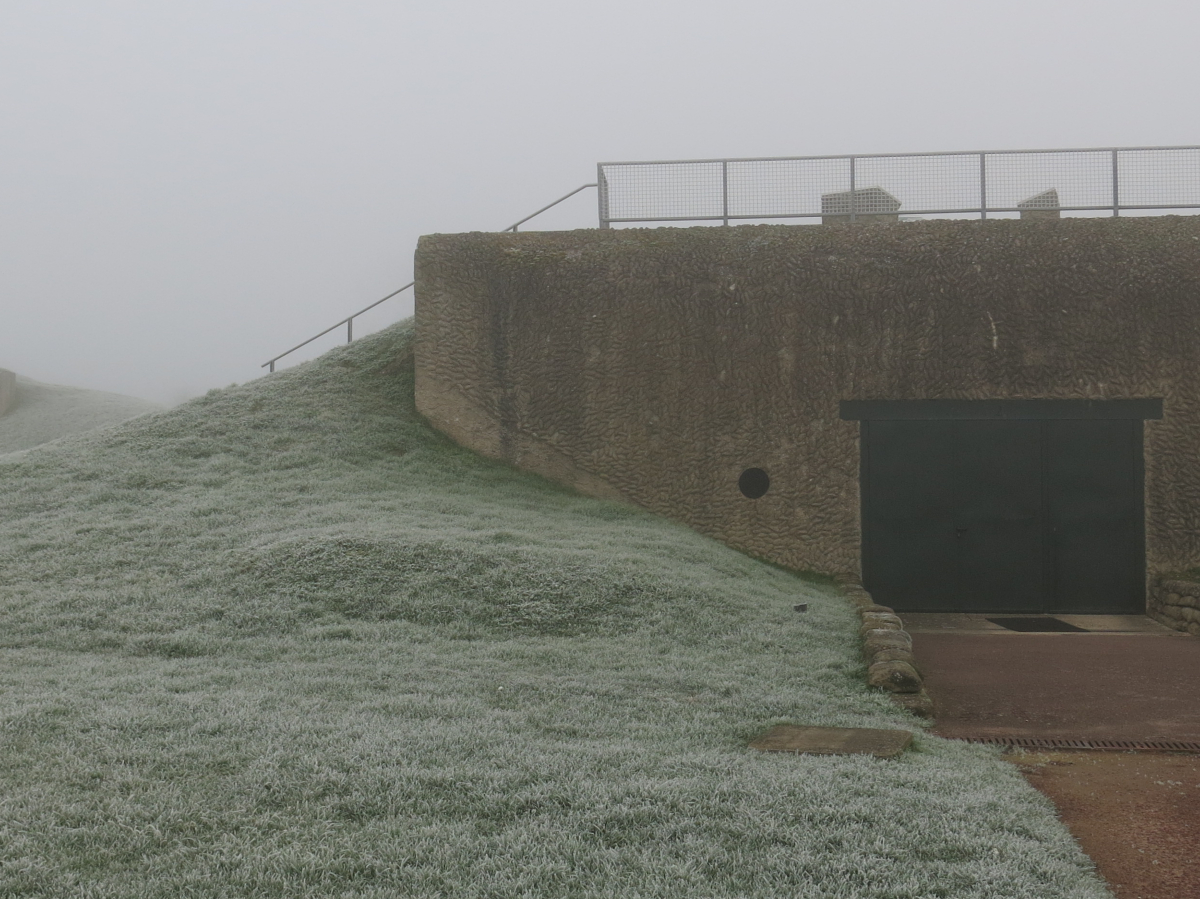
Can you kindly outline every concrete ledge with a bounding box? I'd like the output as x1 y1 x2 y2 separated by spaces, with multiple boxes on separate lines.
834 573 934 717
0 369 15 417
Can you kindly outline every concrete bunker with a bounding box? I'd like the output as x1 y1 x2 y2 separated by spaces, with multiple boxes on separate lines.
414 217 1200 626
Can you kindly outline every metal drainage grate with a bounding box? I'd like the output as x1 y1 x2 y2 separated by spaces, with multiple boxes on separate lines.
964 736 1200 752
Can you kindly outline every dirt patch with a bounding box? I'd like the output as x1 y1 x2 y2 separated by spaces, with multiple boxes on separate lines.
1011 750 1200 899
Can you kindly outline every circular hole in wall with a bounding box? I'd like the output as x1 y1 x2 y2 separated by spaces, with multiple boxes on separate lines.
738 468 770 499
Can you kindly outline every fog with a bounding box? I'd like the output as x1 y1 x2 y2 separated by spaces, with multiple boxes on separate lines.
2 0 1197 404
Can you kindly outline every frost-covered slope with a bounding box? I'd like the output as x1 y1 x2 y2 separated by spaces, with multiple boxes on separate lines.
0 375 161 454
0 321 1108 898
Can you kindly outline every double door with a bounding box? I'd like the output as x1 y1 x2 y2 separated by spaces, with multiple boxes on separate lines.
861 417 1144 613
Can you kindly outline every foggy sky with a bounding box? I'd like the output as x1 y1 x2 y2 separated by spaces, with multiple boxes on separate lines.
3 0 1198 404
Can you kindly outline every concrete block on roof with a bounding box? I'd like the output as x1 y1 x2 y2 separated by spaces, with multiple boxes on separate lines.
1019 187 1061 219
821 186 901 224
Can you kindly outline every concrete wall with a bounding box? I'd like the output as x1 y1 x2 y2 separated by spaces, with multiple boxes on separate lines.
1151 576 1200 634
414 217 1200 582
0 369 15 417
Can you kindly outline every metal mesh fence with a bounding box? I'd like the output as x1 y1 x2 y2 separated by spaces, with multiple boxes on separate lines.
984 150 1114 215
725 157 850 218
597 147 1200 226
1118 147 1200 209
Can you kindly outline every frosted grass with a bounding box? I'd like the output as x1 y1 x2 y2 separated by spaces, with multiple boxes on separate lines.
0 376 162 455
0 322 1108 897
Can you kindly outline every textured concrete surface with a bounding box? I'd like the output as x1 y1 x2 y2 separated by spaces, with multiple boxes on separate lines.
414 218 1200 579
912 631 1200 742
1151 576 1200 635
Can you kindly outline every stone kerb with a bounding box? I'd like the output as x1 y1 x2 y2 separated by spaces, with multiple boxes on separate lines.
1150 576 1200 635
0 369 15 417
833 573 933 718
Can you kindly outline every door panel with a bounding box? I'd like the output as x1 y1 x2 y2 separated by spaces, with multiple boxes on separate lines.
862 415 1144 614
953 420 1046 613
865 420 959 610
1046 419 1143 614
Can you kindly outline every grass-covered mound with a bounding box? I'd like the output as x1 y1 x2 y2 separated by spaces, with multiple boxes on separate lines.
0 322 1107 897
0 375 162 455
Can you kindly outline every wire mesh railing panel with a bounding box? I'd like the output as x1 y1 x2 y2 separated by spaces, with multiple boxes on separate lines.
600 161 725 221
598 146 1200 226
855 153 981 216
1117 147 1200 208
984 150 1114 213
726 157 850 218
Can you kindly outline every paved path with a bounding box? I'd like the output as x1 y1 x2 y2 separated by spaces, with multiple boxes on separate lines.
1013 750 1200 899
905 615 1200 897
905 615 1200 742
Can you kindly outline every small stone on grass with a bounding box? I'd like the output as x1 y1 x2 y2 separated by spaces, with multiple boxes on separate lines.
749 724 913 758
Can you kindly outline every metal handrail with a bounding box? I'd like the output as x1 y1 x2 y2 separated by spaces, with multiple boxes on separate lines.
261 183 599 371
262 283 414 372
501 183 597 232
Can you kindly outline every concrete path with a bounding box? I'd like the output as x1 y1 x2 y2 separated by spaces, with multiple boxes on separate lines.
907 615 1200 898
905 615 1200 742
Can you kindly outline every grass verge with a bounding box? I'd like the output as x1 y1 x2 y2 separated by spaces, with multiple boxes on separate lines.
0 376 161 455
0 321 1108 897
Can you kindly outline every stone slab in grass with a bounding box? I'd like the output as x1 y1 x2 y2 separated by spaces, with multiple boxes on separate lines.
749 725 913 758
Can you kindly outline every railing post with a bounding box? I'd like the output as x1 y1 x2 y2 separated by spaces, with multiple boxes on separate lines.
1112 149 1120 217
849 156 857 223
597 164 609 229
980 152 987 220
347 318 353 343
722 160 729 226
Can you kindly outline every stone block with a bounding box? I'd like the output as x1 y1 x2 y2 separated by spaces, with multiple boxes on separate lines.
863 629 912 656
890 690 934 718
749 724 913 758
868 660 923 693
871 647 917 666
1160 580 1200 603
859 613 903 635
